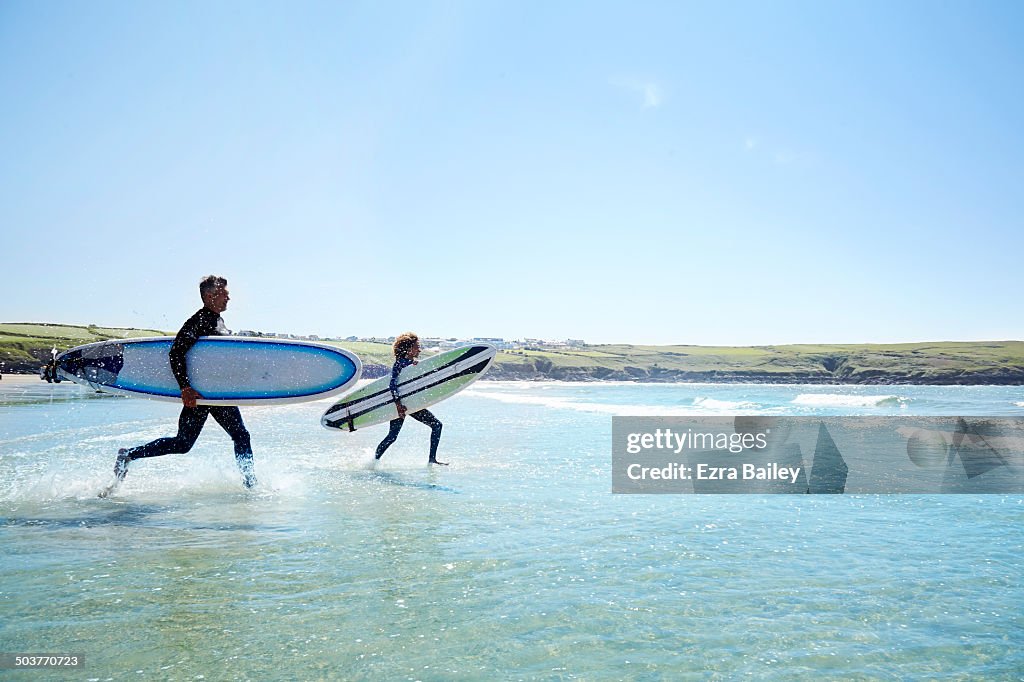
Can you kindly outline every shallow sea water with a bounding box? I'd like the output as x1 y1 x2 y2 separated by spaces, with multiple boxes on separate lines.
2 379 1022 680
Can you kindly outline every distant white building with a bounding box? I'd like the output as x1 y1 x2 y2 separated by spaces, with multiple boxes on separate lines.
472 337 514 349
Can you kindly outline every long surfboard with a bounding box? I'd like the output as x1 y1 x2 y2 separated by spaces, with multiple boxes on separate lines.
57 337 362 406
321 344 496 431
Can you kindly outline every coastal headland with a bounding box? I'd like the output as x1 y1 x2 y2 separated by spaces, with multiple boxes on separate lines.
3 323 1024 385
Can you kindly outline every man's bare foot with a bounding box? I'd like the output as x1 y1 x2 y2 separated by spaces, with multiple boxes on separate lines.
428 458 448 466
100 448 130 498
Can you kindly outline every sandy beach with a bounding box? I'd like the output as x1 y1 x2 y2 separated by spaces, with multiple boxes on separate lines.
0 374 44 387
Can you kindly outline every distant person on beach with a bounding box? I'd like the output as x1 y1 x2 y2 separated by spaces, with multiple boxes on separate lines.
374 332 446 465
102 275 257 496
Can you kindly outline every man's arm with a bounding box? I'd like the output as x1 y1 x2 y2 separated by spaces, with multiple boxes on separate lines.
169 312 205 407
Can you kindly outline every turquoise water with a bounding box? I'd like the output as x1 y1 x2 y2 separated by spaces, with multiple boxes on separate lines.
2 379 1022 680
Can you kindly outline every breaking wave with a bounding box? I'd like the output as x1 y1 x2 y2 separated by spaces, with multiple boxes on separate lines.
465 390 764 415
690 397 761 412
464 391 692 415
792 394 909 408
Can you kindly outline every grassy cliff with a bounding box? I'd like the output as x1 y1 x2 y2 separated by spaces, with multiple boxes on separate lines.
483 341 1024 384
3 323 1024 384
0 323 168 371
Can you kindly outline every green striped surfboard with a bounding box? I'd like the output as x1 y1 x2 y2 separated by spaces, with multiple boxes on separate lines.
321 344 496 431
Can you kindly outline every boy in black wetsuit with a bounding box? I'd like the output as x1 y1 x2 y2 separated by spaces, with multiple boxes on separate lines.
374 332 446 465
102 276 257 496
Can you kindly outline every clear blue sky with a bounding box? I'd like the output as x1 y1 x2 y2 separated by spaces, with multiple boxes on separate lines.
2 1 1021 345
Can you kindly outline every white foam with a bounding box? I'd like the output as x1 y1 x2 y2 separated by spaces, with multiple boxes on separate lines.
465 390 659 414
792 394 907 408
464 390 764 415
11 469 114 502
691 397 760 411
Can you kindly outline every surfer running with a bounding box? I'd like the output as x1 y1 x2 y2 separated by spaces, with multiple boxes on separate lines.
103 276 257 496
374 332 446 465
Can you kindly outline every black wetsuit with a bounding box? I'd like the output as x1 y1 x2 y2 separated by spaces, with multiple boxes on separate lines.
121 308 255 486
374 357 443 462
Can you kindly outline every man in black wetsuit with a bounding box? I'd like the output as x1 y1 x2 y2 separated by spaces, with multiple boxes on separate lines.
374 332 446 465
103 275 257 495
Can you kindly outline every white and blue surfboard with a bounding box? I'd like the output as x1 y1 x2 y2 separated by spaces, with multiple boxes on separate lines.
57 337 362 406
321 344 496 431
